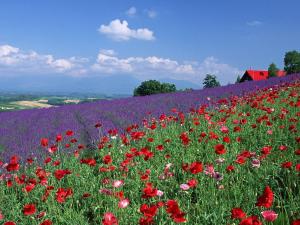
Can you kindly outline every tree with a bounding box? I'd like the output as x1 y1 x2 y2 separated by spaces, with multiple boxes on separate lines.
235 75 241 84
284 50 300 74
268 63 279 78
134 80 177 96
203 74 220 88
160 83 176 93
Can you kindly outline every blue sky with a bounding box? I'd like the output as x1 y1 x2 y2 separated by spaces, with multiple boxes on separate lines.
0 0 299 88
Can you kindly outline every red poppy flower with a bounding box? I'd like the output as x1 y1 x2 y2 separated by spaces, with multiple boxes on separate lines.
41 138 48 147
165 200 186 223
56 134 62 142
189 161 203 174
239 215 262 225
65 130 74 136
180 132 190 146
142 182 158 199
187 179 198 188
4 222 16 225
281 161 293 169
6 156 20 172
140 204 158 217
95 122 102 128
53 169 72 180
102 212 118 225
256 186 274 208
55 188 73 203
226 165 235 172
296 164 300 172
103 155 112 164
291 219 300 225
215 144 226 155
80 158 96 166
231 207 246 219
23 203 36 216
40 220 52 225
156 145 164 151
139 216 154 225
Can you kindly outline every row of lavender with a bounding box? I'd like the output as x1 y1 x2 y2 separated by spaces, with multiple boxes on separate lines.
0 74 299 161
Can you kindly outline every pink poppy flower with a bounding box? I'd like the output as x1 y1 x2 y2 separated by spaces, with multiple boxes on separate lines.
180 184 190 191
261 210 278 222
251 158 260 168
112 180 124 188
156 190 164 197
118 198 130 208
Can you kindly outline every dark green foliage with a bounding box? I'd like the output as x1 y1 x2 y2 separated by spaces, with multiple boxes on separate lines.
235 75 241 84
284 50 300 74
134 80 176 96
203 74 220 88
268 63 279 78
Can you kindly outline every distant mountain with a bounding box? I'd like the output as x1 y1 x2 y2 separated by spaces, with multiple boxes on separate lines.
0 74 140 95
0 74 200 95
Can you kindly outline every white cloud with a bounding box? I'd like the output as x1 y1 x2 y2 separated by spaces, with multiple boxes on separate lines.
247 20 262 26
0 44 242 85
146 9 157 19
198 57 242 84
92 50 241 84
98 19 155 41
126 7 137 17
0 44 88 74
99 49 116 56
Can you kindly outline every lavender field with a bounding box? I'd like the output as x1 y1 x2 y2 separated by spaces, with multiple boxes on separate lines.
0 74 299 161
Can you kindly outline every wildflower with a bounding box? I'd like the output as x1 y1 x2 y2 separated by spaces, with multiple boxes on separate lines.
156 190 164 197
103 155 112 164
118 198 130 208
282 161 292 169
23 203 36 216
231 207 246 219
189 161 203 174
112 180 124 188
239 215 262 225
56 134 62 142
4 222 16 225
213 172 223 181
65 130 74 136
53 169 72 180
204 164 215 177
187 179 198 188
180 184 190 191
165 200 186 223
226 165 235 172
142 183 158 199
215 158 225 164
140 204 158 218
55 188 73 203
41 138 48 147
215 144 226 155
291 219 300 225
102 212 118 225
6 156 20 172
256 186 274 208
40 220 52 225
251 159 260 168
261 210 278 222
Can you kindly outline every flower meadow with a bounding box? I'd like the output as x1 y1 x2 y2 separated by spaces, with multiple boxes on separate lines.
0 77 300 224
0 74 299 161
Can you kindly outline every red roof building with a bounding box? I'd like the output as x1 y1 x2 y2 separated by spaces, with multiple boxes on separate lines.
240 70 286 82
